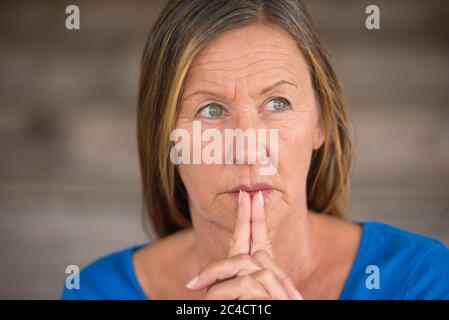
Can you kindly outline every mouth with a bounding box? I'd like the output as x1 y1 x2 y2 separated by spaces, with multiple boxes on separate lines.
226 183 275 198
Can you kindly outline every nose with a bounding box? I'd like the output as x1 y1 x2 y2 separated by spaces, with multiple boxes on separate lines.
225 103 271 170
234 106 259 131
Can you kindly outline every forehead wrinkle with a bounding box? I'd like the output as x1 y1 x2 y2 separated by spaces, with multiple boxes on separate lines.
186 65 303 100
200 39 293 51
185 46 307 103
186 67 297 95
202 41 293 55
190 49 291 69
181 78 232 102
190 58 291 75
183 79 228 91
191 39 294 64
239 66 300 82
187 57 300 86
190 55 300 80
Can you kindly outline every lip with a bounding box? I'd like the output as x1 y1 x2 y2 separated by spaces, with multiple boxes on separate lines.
226 183 275 198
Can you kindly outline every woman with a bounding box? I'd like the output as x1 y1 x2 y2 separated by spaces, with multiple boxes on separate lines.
62 0 449 300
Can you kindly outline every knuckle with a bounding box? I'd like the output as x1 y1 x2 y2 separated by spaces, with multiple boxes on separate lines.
251 249 268 260
258 268 275 280
237 275 254 287
236 253 251 261
198 262 221 280
199 265 213 278
235 253 254 265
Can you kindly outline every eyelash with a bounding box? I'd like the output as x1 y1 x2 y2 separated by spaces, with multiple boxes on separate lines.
196 103 228 120
195 96 291 119
266 96 291 111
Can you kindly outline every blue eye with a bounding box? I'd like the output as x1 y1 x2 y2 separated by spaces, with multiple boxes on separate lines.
197 103 225 118
266 97 290 112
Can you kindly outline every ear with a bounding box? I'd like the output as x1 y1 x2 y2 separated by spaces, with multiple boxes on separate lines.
312 119 325 150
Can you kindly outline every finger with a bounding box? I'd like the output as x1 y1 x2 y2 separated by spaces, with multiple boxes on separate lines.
227 190 251 257
251 269 290 300
250 191 273 256
186 254 261 290
203 275 269 300
251 250 303 300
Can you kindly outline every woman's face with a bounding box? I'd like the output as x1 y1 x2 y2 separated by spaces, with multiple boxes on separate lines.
176 23 324 232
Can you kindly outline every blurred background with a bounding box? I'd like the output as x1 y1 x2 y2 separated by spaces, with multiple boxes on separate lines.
0 0 448 299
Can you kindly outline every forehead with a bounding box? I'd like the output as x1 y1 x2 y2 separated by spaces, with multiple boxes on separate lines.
186 23 309 88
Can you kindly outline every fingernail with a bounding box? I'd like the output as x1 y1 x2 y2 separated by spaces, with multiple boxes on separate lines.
257 191 264 207
238 190 243 204
185 275 198 289
287 282 302 300
292 289 302 300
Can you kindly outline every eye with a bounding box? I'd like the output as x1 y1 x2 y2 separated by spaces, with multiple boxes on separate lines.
197 103 225 119
265 97 290 112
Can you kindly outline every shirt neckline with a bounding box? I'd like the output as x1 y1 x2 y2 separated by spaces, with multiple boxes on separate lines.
338 220 371 300
127 221 372 300
127 242 151 300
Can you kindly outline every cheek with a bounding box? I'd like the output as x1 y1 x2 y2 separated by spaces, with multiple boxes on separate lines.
276 120 316 187
179 164 214 197
178 163 238 229
178 163 225 210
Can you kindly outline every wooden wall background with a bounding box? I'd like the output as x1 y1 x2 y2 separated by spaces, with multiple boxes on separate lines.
0 0 448 298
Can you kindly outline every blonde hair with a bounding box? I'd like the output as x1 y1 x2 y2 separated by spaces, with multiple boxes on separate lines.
137 0 353 237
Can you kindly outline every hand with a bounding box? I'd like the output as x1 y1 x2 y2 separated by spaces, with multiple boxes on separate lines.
186 190 303 300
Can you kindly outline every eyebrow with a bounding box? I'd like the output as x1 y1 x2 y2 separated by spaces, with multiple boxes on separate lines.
182 89 225 101
182 79 298 101
259 79 298 95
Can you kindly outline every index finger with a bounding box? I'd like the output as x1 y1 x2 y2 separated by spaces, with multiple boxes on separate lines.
250 191 273 257
227 190 251 257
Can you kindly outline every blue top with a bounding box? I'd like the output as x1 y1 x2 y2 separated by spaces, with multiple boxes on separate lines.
61 221 449 300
